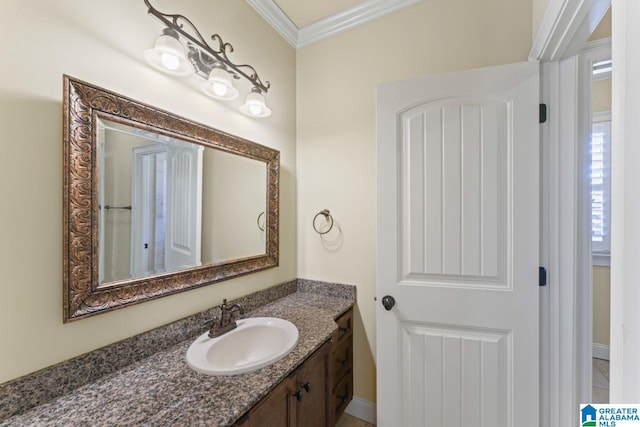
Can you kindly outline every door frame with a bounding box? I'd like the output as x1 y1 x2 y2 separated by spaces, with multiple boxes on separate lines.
131 143 169 278
610 0 640 402
579 35 612 362
531 0 610 425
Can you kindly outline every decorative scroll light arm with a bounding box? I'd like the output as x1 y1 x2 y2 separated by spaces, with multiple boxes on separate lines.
143 0 270 93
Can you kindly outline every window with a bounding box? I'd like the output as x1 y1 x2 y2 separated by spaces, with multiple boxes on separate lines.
591 111 611 265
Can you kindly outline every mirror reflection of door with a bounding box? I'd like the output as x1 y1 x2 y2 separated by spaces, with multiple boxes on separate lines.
98 120 204 284
131 142 204 279
96 117 266 286
131 144 168 278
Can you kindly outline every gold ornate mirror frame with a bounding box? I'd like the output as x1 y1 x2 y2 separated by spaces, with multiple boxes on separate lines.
63 75 279 322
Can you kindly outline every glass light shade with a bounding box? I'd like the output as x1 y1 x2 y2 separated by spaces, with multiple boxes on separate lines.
239 90 271 118
143 32 193 76
200 67 239 100
160 52 180 70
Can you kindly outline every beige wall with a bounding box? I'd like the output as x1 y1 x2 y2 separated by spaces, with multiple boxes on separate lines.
592 79 612 113
589 7 612 41
593 266 611 346
296 0 532 403
0 0 296 384
592 76 611 347
202 150 267 263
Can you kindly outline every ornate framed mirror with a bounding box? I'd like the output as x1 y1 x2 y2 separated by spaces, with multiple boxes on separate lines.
63 75 279 322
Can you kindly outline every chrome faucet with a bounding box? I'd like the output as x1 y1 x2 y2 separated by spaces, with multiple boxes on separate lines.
208 299 245 338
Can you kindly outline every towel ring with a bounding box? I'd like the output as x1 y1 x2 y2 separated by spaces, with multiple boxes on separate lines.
257 211 265 231
313 209 334 235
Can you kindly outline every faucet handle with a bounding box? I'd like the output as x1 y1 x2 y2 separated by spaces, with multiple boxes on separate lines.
202 315 220 327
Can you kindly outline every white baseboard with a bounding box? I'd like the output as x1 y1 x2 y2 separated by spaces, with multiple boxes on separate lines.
593 343 610 360
345 396 377 425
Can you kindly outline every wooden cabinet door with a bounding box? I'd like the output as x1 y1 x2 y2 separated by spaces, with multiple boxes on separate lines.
293 343 329 426
246 379 292 427
237 340 332 427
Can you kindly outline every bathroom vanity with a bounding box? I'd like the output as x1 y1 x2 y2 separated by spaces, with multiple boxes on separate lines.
235 308 353 426
0 78 360 426
0 280 355 426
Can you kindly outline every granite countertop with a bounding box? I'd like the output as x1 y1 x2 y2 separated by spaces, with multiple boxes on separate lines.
2 288 354 427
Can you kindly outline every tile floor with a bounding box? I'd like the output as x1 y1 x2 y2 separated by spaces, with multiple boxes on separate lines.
592 357 610 403
336 413 375 427
336 360 610 425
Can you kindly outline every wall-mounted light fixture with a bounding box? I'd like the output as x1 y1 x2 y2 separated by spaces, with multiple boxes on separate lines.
143 0 272 118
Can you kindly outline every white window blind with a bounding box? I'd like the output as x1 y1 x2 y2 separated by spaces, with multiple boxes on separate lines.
591 111 611 261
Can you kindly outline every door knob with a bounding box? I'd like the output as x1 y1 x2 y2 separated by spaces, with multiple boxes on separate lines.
382 295 395 311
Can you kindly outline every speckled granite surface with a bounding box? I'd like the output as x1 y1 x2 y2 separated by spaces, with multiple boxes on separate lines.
0 279 299 422
297 278 356 300
0 279 354 426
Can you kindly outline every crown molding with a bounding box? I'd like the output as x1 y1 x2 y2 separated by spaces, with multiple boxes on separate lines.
246 0 299 48
247 0 422 49
297 0 422 48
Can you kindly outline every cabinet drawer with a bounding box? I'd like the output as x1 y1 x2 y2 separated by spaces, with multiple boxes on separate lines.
333 310 353 347
331 337 352 385
332 370 353 420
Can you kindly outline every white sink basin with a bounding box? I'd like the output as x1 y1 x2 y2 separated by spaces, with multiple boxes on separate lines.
186 317 299 376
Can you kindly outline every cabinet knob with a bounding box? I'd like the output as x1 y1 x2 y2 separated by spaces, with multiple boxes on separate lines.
292 390 303 402
301 382 311 393
339 326 351 333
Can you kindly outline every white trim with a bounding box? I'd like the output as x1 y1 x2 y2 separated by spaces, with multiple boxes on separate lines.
584 37 613 80
548 58 582 426
610 0 640 402
247 0 422 49
593 252 610 267
592 70 612 81
246 0 298 48
538 23 611 427
579 41 612 405
541 56 592 427
297 0 421 48
593 111 611 122
582 36 612 55
345 396 377 425
593 343 610 360
529 0 610 62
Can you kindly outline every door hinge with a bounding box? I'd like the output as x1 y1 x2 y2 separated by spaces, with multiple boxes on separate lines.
539 103 547 124
539 266 547 287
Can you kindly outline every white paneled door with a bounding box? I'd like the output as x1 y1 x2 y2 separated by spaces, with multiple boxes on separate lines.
376 61 539 426
165 143 203 272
